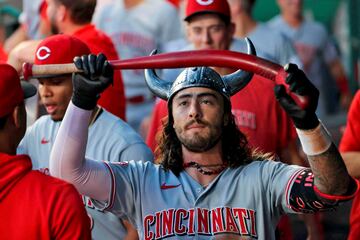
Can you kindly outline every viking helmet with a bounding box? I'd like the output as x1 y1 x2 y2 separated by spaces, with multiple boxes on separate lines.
144 37 256 104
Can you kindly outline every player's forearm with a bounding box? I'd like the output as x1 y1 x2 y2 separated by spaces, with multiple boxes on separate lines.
297 123 352 195
50 102 111 201
307 143 351 195
342 152 360 179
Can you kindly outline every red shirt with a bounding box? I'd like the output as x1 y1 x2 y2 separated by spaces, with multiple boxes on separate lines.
0 44 7 62
339 90 360 240
73 24 126 120
0 153 90 240
146 75 297 155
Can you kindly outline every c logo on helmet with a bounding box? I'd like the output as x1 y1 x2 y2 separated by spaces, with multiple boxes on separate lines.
196 0 214 6
36 46 51 60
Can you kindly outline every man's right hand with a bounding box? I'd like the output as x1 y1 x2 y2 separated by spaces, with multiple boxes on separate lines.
72 53 113 110
274 63 319 130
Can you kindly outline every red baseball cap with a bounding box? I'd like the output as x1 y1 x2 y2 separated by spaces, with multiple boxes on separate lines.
184 0 231 22
34 34 91 66
33 34 91 78
0 64 37 117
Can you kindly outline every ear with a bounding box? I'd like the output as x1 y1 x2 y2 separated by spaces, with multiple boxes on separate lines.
57 4 67 22
11 106 21 129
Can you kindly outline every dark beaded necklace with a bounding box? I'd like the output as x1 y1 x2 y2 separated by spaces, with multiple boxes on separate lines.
183 161 227 175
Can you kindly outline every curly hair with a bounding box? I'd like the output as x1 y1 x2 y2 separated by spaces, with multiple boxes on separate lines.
155 100 253 176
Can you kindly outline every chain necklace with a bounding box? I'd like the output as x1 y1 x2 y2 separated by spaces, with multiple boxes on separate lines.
183 161 227 175
89 106 103 126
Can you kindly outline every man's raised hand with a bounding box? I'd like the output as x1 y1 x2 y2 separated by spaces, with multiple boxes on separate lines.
72 53 113 110
274 63 319 130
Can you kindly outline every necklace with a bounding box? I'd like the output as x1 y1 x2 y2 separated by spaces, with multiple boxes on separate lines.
183 161 227 175
89 106 103 126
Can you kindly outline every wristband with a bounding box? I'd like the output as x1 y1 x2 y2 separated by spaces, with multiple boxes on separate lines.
296 122 332 156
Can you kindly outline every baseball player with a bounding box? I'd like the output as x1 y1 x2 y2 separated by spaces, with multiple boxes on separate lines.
228 0 300 66
49 51 357 239
17 34 153 240
268 0 352 117
7 0 126 120
93 0 183 131
0 63 90 239
147 0 301 165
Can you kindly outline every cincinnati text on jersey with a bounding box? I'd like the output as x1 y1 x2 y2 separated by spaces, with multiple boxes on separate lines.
143 207 257 239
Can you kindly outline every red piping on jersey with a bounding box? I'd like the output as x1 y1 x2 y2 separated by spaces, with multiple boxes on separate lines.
160 183 181 190
285 168 305 208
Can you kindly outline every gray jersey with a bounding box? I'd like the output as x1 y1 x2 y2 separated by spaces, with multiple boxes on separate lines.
19 0 43 39
93 0 183 129
162 36 300 82
17 109 154 240
268 15 340 116
93 160 303 239
247 23 300 66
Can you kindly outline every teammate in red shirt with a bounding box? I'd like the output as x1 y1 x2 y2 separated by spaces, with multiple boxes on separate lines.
7 0 126 120
0 63 90 239
45 0 125 120
339 91 360 239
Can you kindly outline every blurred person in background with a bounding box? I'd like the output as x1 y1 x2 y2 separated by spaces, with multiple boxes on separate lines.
93 0 183 133
268 0 352 119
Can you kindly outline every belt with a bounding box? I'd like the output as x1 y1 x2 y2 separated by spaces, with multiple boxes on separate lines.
127 95 155 104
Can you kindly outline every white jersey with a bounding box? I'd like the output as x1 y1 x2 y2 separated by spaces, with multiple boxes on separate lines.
93 0 183 129
93 160 303 239
17 109 154 240
268 15 340 116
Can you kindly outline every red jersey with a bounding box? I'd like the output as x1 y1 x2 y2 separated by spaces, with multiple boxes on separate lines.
146 75 296 155
73 24 126 120
0 153 90 240
339 90 360 240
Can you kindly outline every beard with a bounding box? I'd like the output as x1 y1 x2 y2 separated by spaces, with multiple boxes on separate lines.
174 119 222 153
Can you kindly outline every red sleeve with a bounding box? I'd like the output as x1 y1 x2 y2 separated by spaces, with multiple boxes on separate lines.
340 91 360 152
146 99 168 152
51 184 91 240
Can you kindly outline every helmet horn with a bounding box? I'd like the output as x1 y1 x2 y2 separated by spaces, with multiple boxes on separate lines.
144 49 172 100
222 37 256 96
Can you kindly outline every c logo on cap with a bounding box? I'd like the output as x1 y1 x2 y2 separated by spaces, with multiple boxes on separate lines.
36 46 51 60
196 0 214 5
